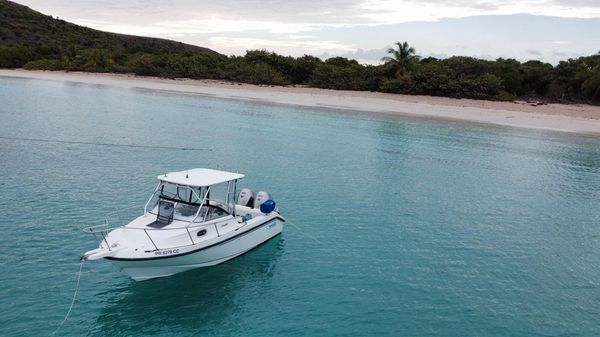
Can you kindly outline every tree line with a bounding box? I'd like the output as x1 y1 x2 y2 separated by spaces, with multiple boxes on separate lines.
1 42 599 104
1 0 598 104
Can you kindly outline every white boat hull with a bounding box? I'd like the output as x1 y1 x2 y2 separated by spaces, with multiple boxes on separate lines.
106 217 284 281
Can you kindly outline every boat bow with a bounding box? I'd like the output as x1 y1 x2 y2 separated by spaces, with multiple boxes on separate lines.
82 247 121 260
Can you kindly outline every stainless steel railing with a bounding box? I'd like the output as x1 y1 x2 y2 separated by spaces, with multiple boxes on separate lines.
82 207 232 252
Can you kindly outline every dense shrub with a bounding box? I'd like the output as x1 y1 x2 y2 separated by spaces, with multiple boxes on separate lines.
0 45 33 67
23 58 64 70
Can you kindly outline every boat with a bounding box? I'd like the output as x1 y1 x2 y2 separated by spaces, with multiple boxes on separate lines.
82 168 285 281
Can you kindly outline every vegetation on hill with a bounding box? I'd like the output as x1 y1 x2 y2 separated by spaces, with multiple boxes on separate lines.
1 0 599 104
0 0 223 67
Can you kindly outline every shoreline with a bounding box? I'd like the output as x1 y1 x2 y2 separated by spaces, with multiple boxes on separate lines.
2 69 600 135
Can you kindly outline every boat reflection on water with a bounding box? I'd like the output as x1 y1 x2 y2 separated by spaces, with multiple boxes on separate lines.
87 236 285 336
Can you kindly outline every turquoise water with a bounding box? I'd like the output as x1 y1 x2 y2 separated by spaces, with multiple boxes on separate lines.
1 76 600 337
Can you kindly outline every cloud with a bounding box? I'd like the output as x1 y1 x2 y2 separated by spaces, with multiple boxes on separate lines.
209 36 355 55
552 50 568 57
19 0 377 25
315 15 600 64
341 48 388 60
550 0 600 7
399 0 501 10
19 0 600 32
12 1 600 64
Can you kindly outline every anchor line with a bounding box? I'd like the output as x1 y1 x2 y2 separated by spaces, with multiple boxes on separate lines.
0 136 211 152
286 220 322 244
50 259 85 337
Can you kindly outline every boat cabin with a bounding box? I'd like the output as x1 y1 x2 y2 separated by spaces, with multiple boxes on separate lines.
143 168 244 228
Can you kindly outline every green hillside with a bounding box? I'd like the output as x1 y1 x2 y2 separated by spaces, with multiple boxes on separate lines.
0 0 223 69
1 0 599 104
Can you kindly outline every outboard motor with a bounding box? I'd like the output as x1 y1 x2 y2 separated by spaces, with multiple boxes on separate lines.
237 188 254 207
254 191 271 209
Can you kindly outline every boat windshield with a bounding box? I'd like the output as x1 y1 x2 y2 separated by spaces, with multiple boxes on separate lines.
147 182 234 222
159 182 204 204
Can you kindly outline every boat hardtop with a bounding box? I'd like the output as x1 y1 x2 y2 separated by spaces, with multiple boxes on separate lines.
158 168 244 187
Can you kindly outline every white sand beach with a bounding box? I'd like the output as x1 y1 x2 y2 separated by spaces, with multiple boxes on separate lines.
2 69 600 135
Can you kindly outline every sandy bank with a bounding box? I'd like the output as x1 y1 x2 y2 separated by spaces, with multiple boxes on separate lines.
2 69 600 135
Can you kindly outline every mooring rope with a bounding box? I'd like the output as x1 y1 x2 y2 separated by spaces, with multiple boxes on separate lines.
50 259 85 337
0 135 211 152
286 221 322 244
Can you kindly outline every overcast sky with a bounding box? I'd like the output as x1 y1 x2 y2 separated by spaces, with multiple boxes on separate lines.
14 0 600 64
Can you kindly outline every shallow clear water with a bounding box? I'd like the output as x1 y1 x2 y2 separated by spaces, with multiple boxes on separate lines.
1 76 599 336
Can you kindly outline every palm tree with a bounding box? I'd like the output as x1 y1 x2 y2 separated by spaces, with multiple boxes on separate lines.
382 41 419 76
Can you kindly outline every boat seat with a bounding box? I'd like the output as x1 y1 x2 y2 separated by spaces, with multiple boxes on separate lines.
147 200 175 228
234 204 264 221
234 204 252 216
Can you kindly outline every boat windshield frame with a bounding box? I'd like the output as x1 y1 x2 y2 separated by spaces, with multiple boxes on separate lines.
143 179 237 226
